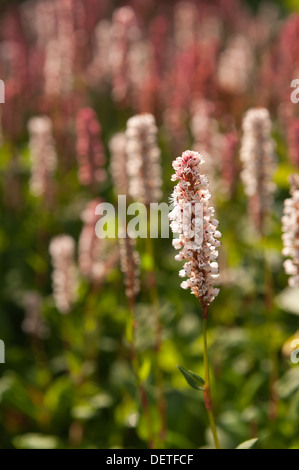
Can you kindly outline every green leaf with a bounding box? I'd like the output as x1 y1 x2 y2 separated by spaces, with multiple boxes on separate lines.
276 287 299 316
125 315 134 344
13 434 60 449
277 368 299 399
142 253 154 271
236 438 259 449
139 357 151 382
177 365 205 391
0 374 37 419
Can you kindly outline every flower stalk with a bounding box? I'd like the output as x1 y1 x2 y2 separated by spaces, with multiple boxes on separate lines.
169 150 221 449
125 113 166 445
202 309 220 449
119 228 155 448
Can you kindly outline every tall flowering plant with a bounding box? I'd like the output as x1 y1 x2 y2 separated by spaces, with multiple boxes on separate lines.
49 235 78 314
28 116 57 203
125 113 166 445
282 174 299 287
119 232 154 448
240 108 276 235
169 150 221 449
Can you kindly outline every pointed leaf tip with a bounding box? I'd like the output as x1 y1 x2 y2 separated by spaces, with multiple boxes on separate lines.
177 365 205 391
236 438 259 449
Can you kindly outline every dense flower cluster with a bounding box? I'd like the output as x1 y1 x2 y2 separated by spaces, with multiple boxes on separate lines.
109 132 129 196
169 150 221 308
240 108 276 234
287 119 299 167
282 174 299 287
191 100 222 192
217 35 254 95
119 234 140 302
76 107 106 187
126 113 162 205
49 235 78 314
43 0 76 97
78 199 119 284
22 292 48 339
110 6 139 103
87 20 112 87
28 116 57 200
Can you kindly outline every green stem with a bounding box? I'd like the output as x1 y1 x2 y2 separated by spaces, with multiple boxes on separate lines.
262 241 279 423
145 217 167 447
202 309 220 449
129 301 155 449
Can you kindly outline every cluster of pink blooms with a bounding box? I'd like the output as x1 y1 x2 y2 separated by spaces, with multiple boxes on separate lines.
48 199 119 307
240 108 276 234
87 20 112 87
287 120 299 167
76 107 106 187
0 16 28 141
27 116 57 201
109 132 128 196
49 235 78 314
217 35 254 95
109 6 140 105
263 14 299 116
282 174 299 287
169 151 221 308
1 0 299 174
2 0 299 322
119 234 140 303
22 292 48 339
126 113 162 205
190 100 222 193
78 199 118 284
42 1 76 98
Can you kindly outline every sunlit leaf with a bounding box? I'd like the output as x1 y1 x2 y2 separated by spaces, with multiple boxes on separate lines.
276 287 299 315
13 434 60 449
139 357 151 382
236 438 259 449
